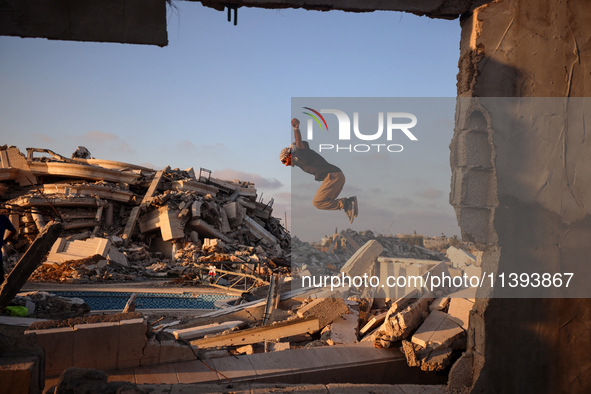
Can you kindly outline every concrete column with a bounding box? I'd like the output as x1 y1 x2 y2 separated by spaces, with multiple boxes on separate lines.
450 1 591 393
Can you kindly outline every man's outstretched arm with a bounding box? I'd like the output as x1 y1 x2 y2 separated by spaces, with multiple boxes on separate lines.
291 118 305 149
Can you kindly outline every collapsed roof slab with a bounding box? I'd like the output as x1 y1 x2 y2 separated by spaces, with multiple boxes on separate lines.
0 0 167 46
6 196 101 208
198 0 474 19
40 183 135 203
28 161 140 184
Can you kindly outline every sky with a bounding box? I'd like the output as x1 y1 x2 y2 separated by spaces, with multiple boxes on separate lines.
0 2 462 242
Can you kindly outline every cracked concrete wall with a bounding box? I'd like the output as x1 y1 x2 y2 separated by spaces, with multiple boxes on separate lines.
451 1 591 393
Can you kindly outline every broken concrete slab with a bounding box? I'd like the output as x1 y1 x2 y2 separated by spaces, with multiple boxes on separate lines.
446 246 476 269
170 320 245 341
296 296 349 330
359 311 387 337
46 237 111 264
373 292 433 348
138 206 185 241
421 347 454 372
400 339 421 368
429 297 450 312
340 240 383 279
412 310 464 350
447 297 474 330
188 218 233 244
244 216 279 246
189 317 320 349
321 301 359 345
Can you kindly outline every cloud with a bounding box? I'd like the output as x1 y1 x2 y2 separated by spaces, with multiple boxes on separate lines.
175 140 197 152
82 131 119 143
175 141 225 154
214 168 283 189
388 196 414 207
79 131 133 154
31 133 54 143
416 188 444 199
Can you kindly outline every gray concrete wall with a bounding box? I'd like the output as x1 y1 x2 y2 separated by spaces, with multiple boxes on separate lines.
451 1 591 392
0 0 167 46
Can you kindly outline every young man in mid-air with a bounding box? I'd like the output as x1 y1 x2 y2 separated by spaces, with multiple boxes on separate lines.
280 118 357 223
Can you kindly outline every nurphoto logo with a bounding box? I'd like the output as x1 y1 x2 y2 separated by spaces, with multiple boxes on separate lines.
301 107 418 153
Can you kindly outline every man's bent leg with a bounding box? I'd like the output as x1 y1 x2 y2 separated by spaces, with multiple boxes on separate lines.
312 172 346 210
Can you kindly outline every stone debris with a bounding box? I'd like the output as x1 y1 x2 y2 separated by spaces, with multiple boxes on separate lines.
9 291 90 319
0 144 481 381
1 145 289 290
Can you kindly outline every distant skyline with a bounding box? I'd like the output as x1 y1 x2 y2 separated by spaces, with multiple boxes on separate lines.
0 2 462 242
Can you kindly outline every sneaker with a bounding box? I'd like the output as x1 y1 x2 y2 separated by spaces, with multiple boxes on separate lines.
350 196 358 216
343 196 358 224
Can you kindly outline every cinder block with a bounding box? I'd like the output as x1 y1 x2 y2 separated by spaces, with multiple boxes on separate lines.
27 327 74 377
73 322 120 370
458 207 496 244
117 319 147 369
464 130 492 168
463 169 496 207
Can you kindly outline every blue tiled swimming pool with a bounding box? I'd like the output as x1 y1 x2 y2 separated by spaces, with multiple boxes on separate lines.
52 291 227 311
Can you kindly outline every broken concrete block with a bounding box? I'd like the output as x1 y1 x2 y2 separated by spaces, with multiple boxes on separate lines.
322 302 359 345
421 347 454 372
107 246 128 267
385 288 421 319
359 311 387 337
47 237 111 263
264 341 290 352
447 297 474 330
188 218 232 243
340 240 383 279
190 317 319 349
296 296 349 329
170 320 245 341
446 246 476 269
235 345 254 355
139 206 184 241
412 310 448 348
244 216 278 246
400 339 421 368
373 293 433 347
429 297 450 312
412 310 465 350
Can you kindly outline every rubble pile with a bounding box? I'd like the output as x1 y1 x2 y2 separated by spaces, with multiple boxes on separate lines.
291 229 446 278
0 146 289 288
9 291 90 319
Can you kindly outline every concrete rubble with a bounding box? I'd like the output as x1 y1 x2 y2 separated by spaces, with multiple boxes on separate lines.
1 145 289 289
0 145 482 390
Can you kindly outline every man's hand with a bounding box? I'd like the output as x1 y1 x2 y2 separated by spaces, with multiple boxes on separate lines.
291 118 300 129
